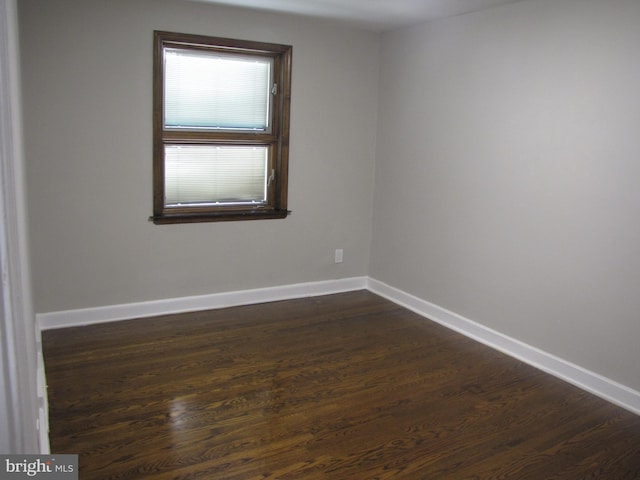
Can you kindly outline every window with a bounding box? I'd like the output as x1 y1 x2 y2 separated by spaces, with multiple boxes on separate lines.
152 31 292 224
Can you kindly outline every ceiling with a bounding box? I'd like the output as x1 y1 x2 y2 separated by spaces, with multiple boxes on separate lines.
189 0 528 31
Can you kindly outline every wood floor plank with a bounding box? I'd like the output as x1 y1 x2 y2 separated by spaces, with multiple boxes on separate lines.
42 290 640 479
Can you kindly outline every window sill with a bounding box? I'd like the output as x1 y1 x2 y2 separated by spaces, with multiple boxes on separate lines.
150 209 290 224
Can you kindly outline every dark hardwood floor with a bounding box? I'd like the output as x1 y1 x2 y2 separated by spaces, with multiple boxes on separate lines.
42 290 640 479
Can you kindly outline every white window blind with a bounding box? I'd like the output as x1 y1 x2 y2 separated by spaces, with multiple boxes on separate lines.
164 48 272 131
165 145 268 206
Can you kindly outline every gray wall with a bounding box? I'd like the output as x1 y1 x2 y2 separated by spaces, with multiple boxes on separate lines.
19 0 379 313
371 0 640 391
20 0 640 395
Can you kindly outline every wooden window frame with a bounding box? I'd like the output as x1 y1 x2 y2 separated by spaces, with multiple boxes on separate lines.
152 31 292 224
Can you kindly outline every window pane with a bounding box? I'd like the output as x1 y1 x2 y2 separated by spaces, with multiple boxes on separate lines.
165 145 268 206
164 48 272 131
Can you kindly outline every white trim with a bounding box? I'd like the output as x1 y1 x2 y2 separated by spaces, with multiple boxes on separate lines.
367 277 640 416
35 276 364 444
36 347 49 454
36 275 640 420
37 277 368 331
0 0 40 453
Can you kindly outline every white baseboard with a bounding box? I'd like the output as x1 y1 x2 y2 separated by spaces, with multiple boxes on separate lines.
367 277 640 416
34 276 365 453
36 276 368 331
36 275 640 418
36 346 50 454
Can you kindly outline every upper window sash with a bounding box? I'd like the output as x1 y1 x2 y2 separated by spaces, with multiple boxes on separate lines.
163 47 274 133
